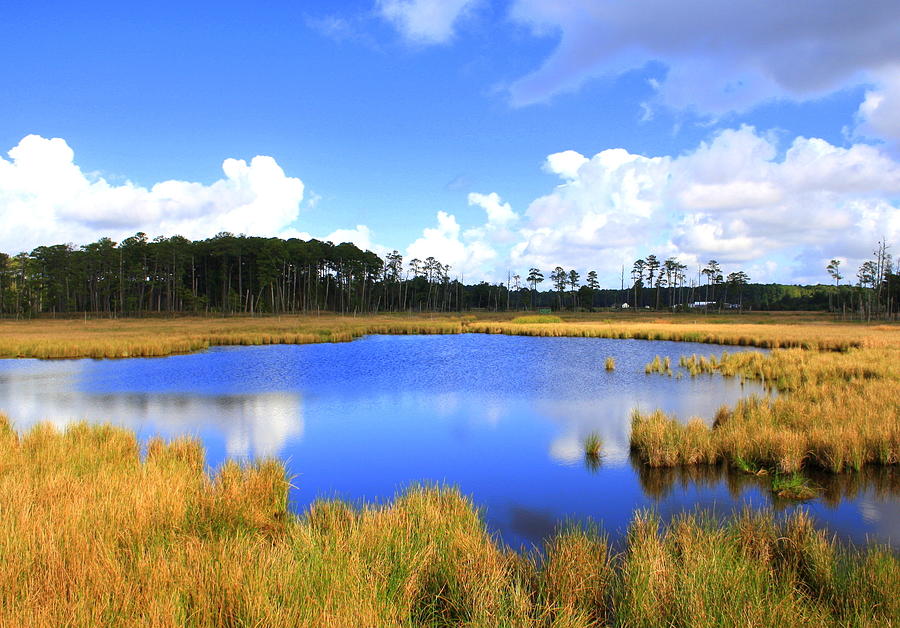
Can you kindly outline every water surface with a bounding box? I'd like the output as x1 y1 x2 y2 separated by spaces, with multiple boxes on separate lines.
0 334 895 549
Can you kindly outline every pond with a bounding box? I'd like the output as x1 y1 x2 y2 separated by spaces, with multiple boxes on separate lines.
0 334 896 549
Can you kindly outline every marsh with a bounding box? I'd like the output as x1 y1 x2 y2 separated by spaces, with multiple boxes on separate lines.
0 333 896 548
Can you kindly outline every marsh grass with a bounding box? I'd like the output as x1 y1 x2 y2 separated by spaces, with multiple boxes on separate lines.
770 472 820 501
583 432 603 457
604 356 615 371
0 314 469 359
645 355 662 374
2 312 893 361
730 455 820 500
631 345 900 474
644 355 673 375
733 454 763 475
0 419 896 627
1 315 897 477
509 315 563 324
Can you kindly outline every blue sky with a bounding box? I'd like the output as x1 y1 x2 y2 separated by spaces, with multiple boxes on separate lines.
1 0 899 284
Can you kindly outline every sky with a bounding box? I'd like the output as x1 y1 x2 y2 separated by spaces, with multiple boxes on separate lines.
1 0 899 285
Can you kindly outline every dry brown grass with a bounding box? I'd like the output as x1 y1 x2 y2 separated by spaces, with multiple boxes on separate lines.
0 314 468 359
1 311 896 359
632 346 900 473
0 419 896 627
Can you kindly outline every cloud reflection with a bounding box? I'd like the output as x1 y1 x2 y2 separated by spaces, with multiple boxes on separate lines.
0 361 303 459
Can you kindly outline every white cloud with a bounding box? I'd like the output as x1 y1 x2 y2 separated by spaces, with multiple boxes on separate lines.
323 224 373 248
464 192 520 246
278 224 390 258
510 126 900 282
507 0 900 121
0 135 305 253
378 0 480 44
856 67 900 146
510 145 669 273
467 191 517 227
407 210 497 279
543 149 589 180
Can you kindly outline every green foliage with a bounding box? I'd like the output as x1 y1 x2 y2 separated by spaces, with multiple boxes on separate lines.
770 472 820 500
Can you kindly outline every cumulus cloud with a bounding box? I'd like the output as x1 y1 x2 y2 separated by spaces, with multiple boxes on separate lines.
507 0 900 119
279 224 384 255
377 0 480 44
509 126 900 282
468 192 517 227
856 67 900 147
510 145 669 273
0 134 305 253
406 210 497 279
543 149 589 180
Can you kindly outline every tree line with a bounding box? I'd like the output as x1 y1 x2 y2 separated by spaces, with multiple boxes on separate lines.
0 233 896 318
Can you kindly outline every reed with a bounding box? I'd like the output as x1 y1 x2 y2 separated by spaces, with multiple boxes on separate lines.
0 420 895 627
2 312 895 360
583 432 604 457
509 314 563 324
770 472 820 501
630 345 900 473
604 356 615 371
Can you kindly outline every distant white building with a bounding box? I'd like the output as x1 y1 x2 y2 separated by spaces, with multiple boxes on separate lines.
689 301 742 309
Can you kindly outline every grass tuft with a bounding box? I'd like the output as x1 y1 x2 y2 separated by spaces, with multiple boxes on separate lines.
771 472 820 501
584 432 604 457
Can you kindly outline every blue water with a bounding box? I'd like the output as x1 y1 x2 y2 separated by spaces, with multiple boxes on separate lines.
0 334 895 549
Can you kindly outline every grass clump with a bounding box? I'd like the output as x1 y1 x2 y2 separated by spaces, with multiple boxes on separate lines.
0 419 896 627
770 472 820 501
644 355 672 375
604 356 616 371
630 410 718 467
583 432 604 457
631 346 900 474
509 314 563 324
732 455 820 501
733 454 763 475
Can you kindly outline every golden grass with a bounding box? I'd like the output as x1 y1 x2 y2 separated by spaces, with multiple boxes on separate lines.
509 314 564 324
583 432 604 457
467 318 893 352
0 419 896 627
631 347 900 473
2 311 896 360
0 314 469 359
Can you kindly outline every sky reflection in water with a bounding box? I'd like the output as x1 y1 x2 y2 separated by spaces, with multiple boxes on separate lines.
0 334 895 549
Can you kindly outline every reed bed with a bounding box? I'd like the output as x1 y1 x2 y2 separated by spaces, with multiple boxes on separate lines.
509 314 563 324
0 315 468 359
2 312 896 360
467 318 893 352
631 346 900 474
0 419 896 627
